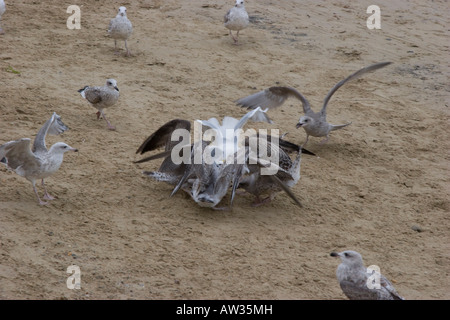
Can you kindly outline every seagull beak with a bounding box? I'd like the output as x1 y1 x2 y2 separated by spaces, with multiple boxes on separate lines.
296 123 303 129
330 252 340 258
114 86 119 92
70 148 79 152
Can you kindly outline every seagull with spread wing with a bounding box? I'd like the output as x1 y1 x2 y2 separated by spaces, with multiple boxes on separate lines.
0 113 78 205
235 62 392 145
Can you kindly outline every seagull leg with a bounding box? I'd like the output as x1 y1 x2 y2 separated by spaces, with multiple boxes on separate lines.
301 135 310 148
100 111 116 130
251 195 272 207
229 30 238 44
125 40 131 57
42 179 55 200
96 111 101 120
0 27 4 35
32 181 48 205
319 135 330 144
114 40 120 55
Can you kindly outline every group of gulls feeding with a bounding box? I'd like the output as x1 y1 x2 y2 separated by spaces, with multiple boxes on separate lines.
135 107 315 209
0 1 405 300
134 61 390 209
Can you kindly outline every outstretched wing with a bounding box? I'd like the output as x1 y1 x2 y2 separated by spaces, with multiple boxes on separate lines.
33 113 68 154
235 86 312 115
321 62 392 116
136 119 191 155
0 138 41 175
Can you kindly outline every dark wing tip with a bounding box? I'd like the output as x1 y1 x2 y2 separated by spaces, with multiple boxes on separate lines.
135 119 191 155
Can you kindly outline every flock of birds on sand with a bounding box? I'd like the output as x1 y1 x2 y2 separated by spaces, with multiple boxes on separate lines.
0 0 405 300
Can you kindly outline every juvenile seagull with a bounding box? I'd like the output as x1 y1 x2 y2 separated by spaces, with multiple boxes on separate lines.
224 0 249 44
235 62 392 145
78 79 120 130
0 113 78 205
108 6 133 56
238 135 315 207
0 0 5 35
330 250 405 300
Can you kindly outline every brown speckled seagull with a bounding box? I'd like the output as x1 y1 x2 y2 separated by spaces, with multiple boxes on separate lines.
330 250 405 300
78 79 120 130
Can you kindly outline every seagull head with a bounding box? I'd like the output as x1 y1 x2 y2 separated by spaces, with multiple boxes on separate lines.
296 116 313 129
331 250 364 268
50 142 78 155
106 79 119 92
118 6 127 17
235 0 245 8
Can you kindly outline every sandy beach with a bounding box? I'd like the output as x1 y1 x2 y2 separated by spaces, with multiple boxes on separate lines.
0 0 449 299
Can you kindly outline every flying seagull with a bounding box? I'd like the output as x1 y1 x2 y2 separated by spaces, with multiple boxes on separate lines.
330 250 405 300
235 62 392 145
224 0 249 44
108 6 133 56
0 113 78 205
78 79 120 130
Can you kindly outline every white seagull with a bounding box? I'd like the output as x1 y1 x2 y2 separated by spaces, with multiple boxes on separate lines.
108 6 133 56
224 0 249 44
0 113 78 205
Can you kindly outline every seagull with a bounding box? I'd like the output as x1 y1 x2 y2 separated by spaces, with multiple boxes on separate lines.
0 113 78 205
108 6 133 56
330 250 405 300
235 62 392 145
237 134 315 207
0 0 6 35
135 108 280 209
224 0 249 44
135 119 236 209
78 79 120 130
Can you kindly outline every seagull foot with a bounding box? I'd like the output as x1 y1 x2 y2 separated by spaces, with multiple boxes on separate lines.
43 193 55 201
251 196 272 207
